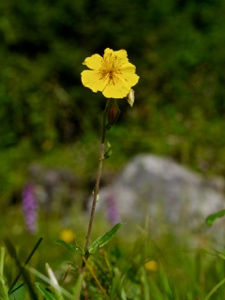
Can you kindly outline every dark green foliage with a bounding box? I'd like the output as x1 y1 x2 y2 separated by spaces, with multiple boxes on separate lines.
0 0 224 144
1 0 225 202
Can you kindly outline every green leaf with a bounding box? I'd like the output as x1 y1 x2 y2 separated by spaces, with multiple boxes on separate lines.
5 239 39 300
88 223 124 254
26 266 73 300
35 282 57 300
206 209 225 226
9 282 26 300
6 237 43 296
45 263 64 300
203 277 225 300
55 240 84 255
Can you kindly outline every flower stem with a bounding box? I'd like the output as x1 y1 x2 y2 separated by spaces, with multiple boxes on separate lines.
84 101 108 252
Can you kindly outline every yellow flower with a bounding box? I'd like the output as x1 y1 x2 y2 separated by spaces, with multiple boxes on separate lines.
59 229 75 243
144 260 158 272
81 48 139 99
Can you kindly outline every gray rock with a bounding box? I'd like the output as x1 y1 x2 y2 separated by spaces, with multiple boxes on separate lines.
95 155 225 241
27 164 77 214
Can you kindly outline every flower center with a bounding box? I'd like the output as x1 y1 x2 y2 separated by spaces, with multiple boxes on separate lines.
99 54 122 85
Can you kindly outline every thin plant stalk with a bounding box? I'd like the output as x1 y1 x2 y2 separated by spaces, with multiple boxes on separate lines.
83 100 108 254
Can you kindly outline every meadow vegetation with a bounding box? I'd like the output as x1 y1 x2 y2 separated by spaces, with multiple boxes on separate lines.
1 0 225 298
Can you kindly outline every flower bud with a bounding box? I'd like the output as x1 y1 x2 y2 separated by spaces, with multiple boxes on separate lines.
127 89 135 107
106 103 121 129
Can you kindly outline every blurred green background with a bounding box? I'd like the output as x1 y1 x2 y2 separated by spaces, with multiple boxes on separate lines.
1 0 225 205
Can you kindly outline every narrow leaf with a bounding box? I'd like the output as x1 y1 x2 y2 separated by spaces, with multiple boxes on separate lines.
206 209 225 226
73 273 84 300
35 282 57 300
88 223 124 254
0 247 9 299
26 266 73 299
9 282 26 300
6 237 43 295
55 240 84 254
4 239 39 300
204 277 225 300
46 263 64 300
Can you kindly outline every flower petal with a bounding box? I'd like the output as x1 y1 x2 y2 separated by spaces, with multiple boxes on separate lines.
103 48 129 69
82 54 103 70
81 70 107 93
120 69 140 87
104 48 114 55
102 76 132 99
111 49 128 61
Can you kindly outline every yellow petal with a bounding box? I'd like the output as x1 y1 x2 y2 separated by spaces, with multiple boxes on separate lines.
119 62 140 87
104 48 114 55
82 54 103 70
102 76 132 98
81 70 107 93
120 70 140 86
103 48 129 69
102 70 139 99
120 62 136 71
112 49 128 60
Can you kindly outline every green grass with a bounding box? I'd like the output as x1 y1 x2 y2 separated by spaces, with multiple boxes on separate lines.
1 202 225 299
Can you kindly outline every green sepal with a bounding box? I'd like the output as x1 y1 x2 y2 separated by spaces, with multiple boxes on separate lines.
55 240 84 255
104 141 112 159
206 209 225 226
88 222 124 254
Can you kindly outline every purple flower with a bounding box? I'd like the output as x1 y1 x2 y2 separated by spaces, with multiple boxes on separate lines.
22 183 38 234
105 193 120 224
